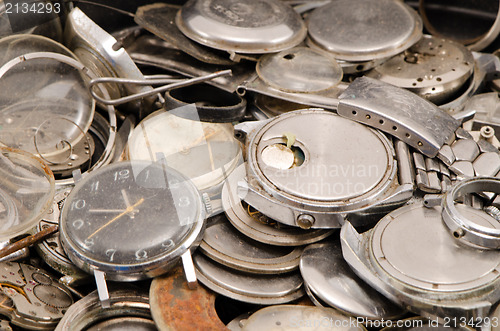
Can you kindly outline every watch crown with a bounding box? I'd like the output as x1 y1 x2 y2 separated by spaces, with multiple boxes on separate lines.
202 193 213 216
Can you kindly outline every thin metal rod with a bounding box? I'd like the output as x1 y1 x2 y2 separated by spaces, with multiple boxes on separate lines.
0 225 58 259
89 69 233 106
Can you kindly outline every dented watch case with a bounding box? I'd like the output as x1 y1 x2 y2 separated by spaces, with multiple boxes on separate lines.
235 109 413 229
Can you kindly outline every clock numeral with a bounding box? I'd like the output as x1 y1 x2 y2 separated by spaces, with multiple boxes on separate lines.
71 199 86 210
162 240 174 249
178 196 190 207
84 238 94 248
90 181 100 192
114 169 130 181
105 249 116 262
73 219 84 229
168 178 180 189
135 249 148 261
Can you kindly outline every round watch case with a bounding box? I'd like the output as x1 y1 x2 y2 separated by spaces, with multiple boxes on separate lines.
256 47 343 94
176 0 307 54
341 202 500 321
200 215 304 274
235 109 409 229
193 253 304 305
55 288 153 331
306 0 422 62
59 160 206 281
239 305 367 331
149 266 226 331
300 241 406 320
127 108 242 215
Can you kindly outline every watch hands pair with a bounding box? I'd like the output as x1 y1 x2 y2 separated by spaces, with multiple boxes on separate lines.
87 190 144 239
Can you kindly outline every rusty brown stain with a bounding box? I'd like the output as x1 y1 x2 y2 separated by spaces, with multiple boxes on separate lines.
151 267 228 331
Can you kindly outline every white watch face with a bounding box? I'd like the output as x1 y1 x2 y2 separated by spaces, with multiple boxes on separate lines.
127 110 241 191
0 34 94 158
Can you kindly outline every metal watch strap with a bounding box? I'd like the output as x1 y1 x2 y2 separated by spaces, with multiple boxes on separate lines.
413 127 500 193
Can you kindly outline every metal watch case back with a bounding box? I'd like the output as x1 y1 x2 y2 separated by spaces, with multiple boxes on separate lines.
299 241 406 320
306 0 422 62
236 109 410 229
341 202 500 321
176 0 307 54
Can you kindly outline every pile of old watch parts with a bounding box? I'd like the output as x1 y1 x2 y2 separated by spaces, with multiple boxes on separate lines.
6 1 500 330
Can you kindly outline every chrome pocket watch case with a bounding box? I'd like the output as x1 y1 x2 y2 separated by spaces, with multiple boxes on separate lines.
176 0 307 55
306 0 422 72
235 109 413 229
341 202 500 321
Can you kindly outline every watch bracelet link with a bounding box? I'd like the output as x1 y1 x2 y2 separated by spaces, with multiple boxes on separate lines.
412 127 500 194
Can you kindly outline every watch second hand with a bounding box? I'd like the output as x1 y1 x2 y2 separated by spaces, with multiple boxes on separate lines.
87 198 144 239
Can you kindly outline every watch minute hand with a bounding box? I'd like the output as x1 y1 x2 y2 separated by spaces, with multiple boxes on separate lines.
87 198 144 239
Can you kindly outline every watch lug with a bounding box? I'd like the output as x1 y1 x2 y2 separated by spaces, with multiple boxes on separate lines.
181 251 197 290
368 183 413 211
237 178 295 227
93 270 110 308
234 120 269 144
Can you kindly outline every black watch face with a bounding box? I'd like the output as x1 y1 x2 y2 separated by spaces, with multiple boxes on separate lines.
61 161 201 266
